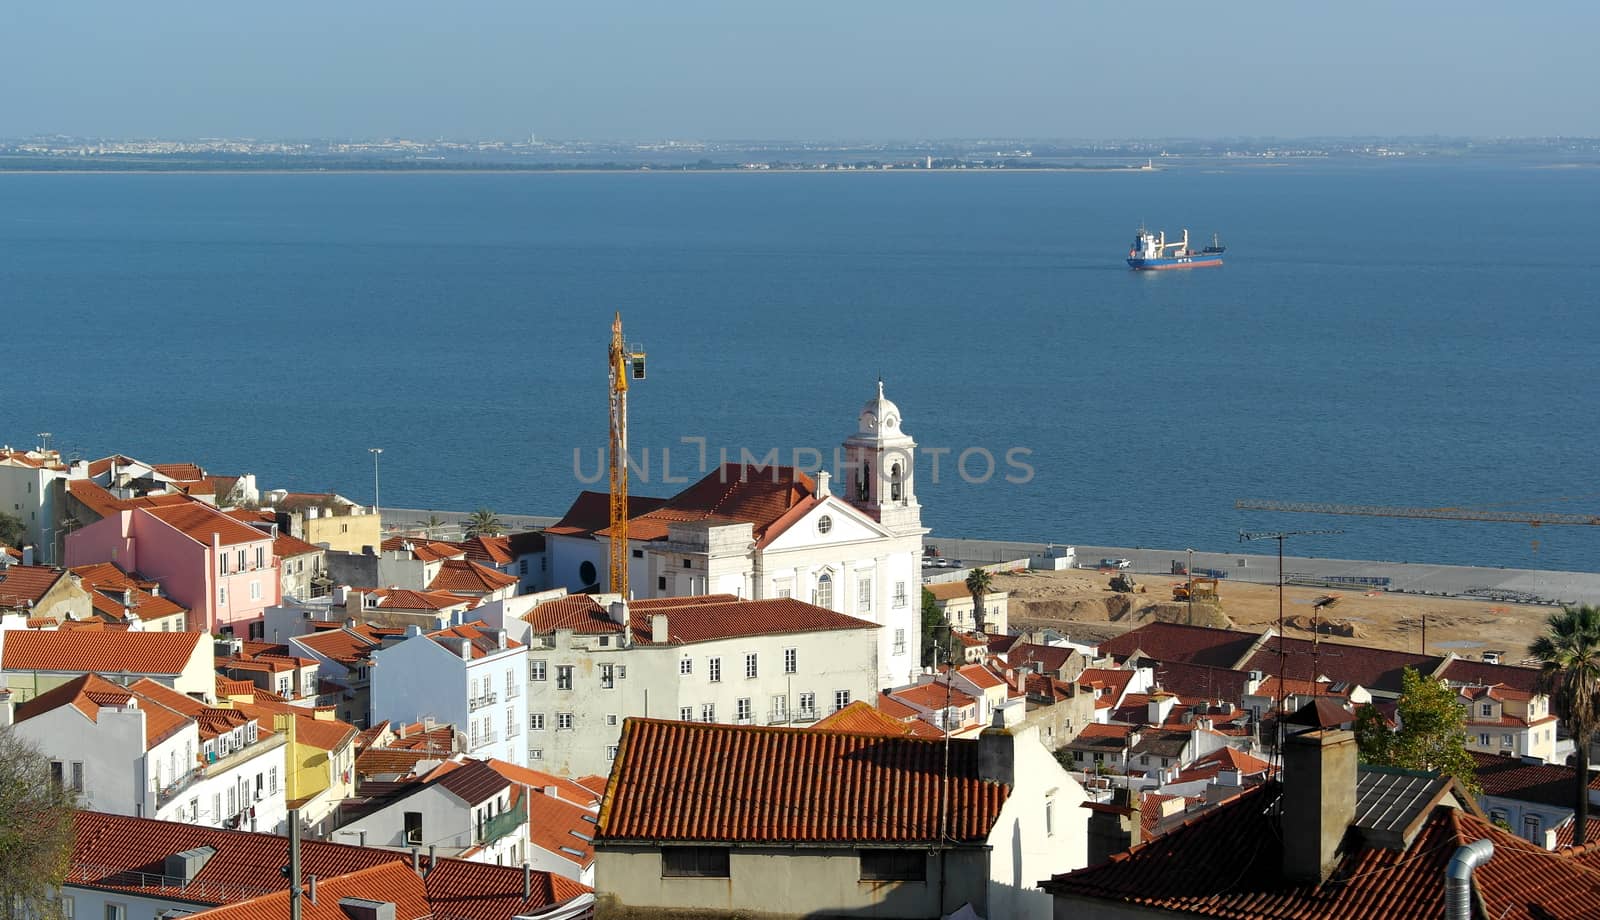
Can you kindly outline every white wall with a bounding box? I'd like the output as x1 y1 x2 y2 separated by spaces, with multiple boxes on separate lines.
984 725 1089 919
9 702 151 817
370 635 528 766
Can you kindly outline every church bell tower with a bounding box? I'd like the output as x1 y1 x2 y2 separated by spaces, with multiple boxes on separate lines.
842 380 922 536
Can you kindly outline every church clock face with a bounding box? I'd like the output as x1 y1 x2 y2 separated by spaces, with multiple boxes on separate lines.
863 413 877 431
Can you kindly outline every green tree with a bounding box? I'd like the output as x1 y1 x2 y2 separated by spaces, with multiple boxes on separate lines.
419 514 447 538
0 511 26 549
965 567 994 635
1530 605 1600 846
1354 666 1480 795
0 728 80 918
920 588 952 668
463 508 504 538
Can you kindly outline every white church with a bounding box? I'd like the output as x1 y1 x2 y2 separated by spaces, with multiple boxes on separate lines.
541 382 929 689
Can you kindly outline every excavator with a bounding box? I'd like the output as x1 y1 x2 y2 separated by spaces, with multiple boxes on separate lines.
1172 576 1219 603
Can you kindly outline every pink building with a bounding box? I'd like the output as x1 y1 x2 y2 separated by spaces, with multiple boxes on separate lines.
66 502 280 636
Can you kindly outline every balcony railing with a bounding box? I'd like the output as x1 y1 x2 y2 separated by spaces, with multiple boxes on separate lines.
768 710 789 724
468 691 500 712
155 766 207 809
470 730 499 750
476 799 527 846
792 708 818 723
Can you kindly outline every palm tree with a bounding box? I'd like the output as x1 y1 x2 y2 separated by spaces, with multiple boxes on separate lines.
965 567 994 635
463 508 504 539
419 513 447 539
1530 605 1600 846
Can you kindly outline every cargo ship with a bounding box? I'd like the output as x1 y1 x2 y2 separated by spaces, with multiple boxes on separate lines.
1127 227 1225 270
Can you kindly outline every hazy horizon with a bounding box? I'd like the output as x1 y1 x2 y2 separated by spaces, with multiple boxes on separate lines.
5 1 1597 140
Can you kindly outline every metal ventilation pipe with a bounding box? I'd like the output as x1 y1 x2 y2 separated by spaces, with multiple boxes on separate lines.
1445 838 1494 920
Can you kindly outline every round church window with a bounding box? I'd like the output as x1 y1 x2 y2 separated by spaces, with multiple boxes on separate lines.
817 515 833 535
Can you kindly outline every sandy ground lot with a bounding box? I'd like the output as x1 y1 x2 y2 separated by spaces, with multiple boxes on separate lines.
993 567 1559 666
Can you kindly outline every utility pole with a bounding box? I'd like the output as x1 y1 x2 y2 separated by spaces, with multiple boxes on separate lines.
368 448 383 528
1186 547 1195 625
1238 528 1341 771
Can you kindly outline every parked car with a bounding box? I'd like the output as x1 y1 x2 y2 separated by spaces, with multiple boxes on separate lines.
932 558 949 568
951 559 964 568
1100 557 1133 570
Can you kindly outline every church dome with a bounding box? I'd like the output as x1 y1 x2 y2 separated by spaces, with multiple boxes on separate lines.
858 380 902 436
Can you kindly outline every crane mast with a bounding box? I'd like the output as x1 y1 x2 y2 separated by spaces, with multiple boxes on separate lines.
608 313 646 596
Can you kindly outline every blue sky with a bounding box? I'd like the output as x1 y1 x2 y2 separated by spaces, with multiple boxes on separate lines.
3 1 1595 140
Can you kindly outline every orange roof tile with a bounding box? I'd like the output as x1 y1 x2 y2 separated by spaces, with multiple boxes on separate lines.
599 718 1011 844
419 855 592 919
545 491 668 539
0 564 68 607
145 502 272 547
886 680 977 711
367 587 479 611
12 673 189 748
811 700 932 737
523 594 876 645
524 789 598 868
599 464 818 546
955 662 1005 690
427 558 518 593
0 629 202 675
484 758 601 808
184 861 432 920
457 535 515 566
426 621 521 659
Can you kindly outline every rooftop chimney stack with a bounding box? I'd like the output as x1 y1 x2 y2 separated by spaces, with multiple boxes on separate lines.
1086 786 1143 865
1281 728 1358 884
651 613 668 644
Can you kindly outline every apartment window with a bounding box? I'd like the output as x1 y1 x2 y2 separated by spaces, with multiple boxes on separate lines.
778 588 791 598
799 692 816 717
1502 733 1515 747
218 586 227 605
662 846 730 878
1482 704 1493 717
598 636 610 647
507 709 519 738
859 850 925 881
1045 799 1056 837
771 695 788 721
708 657 722 683
736 698 752 722
893 628 906 656
1524 815 1541 838
682 559 692 569
404 811 423 845
834 690 851 712
249 580 262 601
530 713 545 731
219 555 228 575
680 707 694 721
784 647 797 673
105 904 126 920
556 666 573 690
505 668 516 697
606 745 619 760
858 578 872 613
631 549 644 559
607 714 619 726
1479 733 1491 746
69 761 84 792
680 657 693 676
60 896 74 920
236 549 246 570
1073 750 1084 763
600 663 615 689
700 703 715 722
744 653 758 679
893 581 908 608
531 660 546 681
1140 755 1151 766
255 547 265 568
227 787 237 816
213 793 222 819
658 576 667 591
269 767 278 794
519 559 528 575
557 713 574 730
529 748 544 761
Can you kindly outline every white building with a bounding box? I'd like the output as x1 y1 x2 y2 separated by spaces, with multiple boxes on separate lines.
514 593 881 778
542 382 927 689
369 621 529 767
2 673 288 833
0 446 73 563
329 758 527 866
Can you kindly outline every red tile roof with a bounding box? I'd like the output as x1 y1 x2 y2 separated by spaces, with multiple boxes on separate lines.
152 462 208 482
186 861 432 920
955 663 1006 690
889 681 977 711
1556 817 1600 849
366 588 479 611
484 759 602 808
381 537 467 562
1079 667 1137 704
293 625 383 664
145 503 273 548
12 673 188 748
524 790 598 868
1174 746 1274 784
575 774 609 797
426 621 521 659
427 558 518 593
1045 785 1600 920
1441 656 1540 694
1006 642 1079 676
811 700 943 738
229 698 358 753
545 491 668 538
0 564 68 607
1238 636 1442 696
925 581 1001 602
598 718 1011 844
68 479 195 519
457 535 514 566
130 678 260 742
418 853 593 919
523 594 875 645
1097 622 1265 670
0 628 202 675
72 562 188 622
599 464 819 546
1470 751 1581 808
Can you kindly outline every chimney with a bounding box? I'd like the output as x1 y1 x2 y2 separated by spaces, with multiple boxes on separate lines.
21 545 34 566
522 861 531 900
1281 728 1358 883
0 689 13 728
308 875 318 905
1147 691 1176 726
1086 786 1142 865
978 709 1017 786
651 614 668 644
816 470 831 496
607 600 628 625
1446 839 1494 920
410 847 420 876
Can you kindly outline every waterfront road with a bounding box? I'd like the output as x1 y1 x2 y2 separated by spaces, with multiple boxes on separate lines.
378 508 1600 608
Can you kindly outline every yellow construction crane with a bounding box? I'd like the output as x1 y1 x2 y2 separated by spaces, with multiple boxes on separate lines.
1235 498 1600 527
608 313 646 596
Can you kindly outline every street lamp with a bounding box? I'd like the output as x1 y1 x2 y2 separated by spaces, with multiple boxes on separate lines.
368 448 384 528
1186 548 1195 625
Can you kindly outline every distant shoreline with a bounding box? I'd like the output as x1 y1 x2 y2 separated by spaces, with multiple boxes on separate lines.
0 165 1162 176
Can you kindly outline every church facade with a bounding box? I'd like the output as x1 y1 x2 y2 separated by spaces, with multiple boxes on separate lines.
541 383 928 690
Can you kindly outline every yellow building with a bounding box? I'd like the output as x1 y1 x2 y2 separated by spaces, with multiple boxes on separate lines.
219 681 358 833
1459 684 1559 764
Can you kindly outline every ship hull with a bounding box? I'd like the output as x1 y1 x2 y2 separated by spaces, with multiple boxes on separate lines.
1127 254 1224 271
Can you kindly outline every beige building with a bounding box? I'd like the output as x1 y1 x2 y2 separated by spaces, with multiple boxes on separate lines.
0 561 94 622
263 491 381 554
1459 683 1559 763
925 580 1009 635
0 629 215 701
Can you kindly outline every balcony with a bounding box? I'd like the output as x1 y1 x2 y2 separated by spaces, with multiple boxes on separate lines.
155 766 207 809
468 691 499 713
470 730 499 750
476 799 527 846
768 710 790 724
792 708 818 723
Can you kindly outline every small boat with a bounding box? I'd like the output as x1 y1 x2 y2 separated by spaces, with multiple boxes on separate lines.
1127 227 1225 270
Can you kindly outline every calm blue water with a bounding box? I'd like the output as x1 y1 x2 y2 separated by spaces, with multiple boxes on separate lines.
4 164 1598 570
